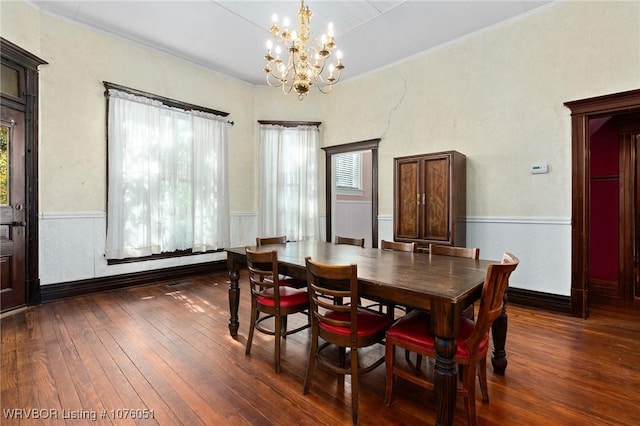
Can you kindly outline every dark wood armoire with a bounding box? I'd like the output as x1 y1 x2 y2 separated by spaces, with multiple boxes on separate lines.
393 150 466 251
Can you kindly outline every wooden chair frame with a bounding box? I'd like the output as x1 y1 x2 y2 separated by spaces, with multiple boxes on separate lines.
256 236 287 246
381 240 416 252
385 253 519 426
245 248 310 373
429 243 479 259
303 257 391 424
335 235 365 248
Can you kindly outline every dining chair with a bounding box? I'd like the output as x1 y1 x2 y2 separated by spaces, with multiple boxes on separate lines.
256 235 287 245
335 235 365 247
429 244 480 319
429 243 480 260
380 239 416 252
303 257 393 425
400 243 480 367
384 253 519 426
245 247 310 373
256 236 305 288
366 240 417 317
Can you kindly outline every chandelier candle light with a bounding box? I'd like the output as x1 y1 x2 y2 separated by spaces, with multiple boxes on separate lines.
263 0 345 100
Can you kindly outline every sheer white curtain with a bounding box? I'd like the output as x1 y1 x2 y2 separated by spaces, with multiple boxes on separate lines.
106 89 230 259
259 124 320 241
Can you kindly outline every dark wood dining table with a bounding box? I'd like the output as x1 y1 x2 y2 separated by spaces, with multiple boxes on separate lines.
225 241 509 426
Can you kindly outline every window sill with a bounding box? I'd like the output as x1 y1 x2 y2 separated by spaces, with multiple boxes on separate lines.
106 248 224 265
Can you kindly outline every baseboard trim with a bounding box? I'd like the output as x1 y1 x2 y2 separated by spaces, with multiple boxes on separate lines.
40 261 572 315
40 261 228 302
507 287 571 314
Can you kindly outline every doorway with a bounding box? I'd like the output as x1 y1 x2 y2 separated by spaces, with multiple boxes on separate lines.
1 107 27 310
565 89 640 318
322 139 380 248
0 38 46 312
333 150 373 247
589 114 640 304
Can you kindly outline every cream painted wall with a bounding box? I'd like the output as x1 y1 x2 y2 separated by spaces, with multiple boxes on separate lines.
322 1 639 219
36 14 257 213
1 1 639 296
0 0 42 54
2 1 261 284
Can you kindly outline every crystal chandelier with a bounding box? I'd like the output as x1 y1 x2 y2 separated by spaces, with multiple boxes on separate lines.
263 0 345 100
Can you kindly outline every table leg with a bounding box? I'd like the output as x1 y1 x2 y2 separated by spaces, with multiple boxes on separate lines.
227 255 240 337
431 302 457 426
491 293 508 374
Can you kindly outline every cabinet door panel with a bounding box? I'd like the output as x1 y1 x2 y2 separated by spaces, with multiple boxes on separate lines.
423 157 449 241
395 160 420 239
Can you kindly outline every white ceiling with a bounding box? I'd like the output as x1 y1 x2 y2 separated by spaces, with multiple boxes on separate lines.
28 0 552 86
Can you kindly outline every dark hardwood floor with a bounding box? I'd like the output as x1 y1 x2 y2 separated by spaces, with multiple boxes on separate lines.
2 271 639 425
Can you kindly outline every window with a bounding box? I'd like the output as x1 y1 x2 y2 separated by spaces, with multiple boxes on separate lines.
105 84 231 260
258 122 320 242
335 151 362 195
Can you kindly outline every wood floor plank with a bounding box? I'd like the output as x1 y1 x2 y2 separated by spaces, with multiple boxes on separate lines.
54 297 139 426
1 271 639 426
109 286 257 425
1 315 19 416
13 310 42 420
90 290 218 425
37 305 85 422
46 302 111 425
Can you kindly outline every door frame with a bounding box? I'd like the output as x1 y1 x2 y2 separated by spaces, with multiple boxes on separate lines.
1 38 47 309
565 88 640 318
322 139 380 248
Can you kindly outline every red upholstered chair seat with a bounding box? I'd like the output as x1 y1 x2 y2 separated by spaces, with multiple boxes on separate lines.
385 310 488 359
257 286 309 308
322 309 393 337
384 253 519 426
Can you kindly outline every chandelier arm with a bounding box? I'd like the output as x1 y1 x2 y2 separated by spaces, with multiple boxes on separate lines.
282 78 294 95
313 71 341 86
266 71 286 87
316 84 333 94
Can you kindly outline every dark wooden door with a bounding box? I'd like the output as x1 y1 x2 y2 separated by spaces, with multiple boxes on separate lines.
0 106 27 310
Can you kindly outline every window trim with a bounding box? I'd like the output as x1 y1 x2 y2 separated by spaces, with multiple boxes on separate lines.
257 120 321 128
106 248 224 265
103 81 230 118
104 82 230 264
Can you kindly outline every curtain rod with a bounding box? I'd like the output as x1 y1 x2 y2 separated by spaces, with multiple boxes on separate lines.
104 81 233 125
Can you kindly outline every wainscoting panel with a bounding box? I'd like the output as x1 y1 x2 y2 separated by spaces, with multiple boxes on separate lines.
335 200 372 247
39 212 259 286
377 215 572 297
39 213 571 300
